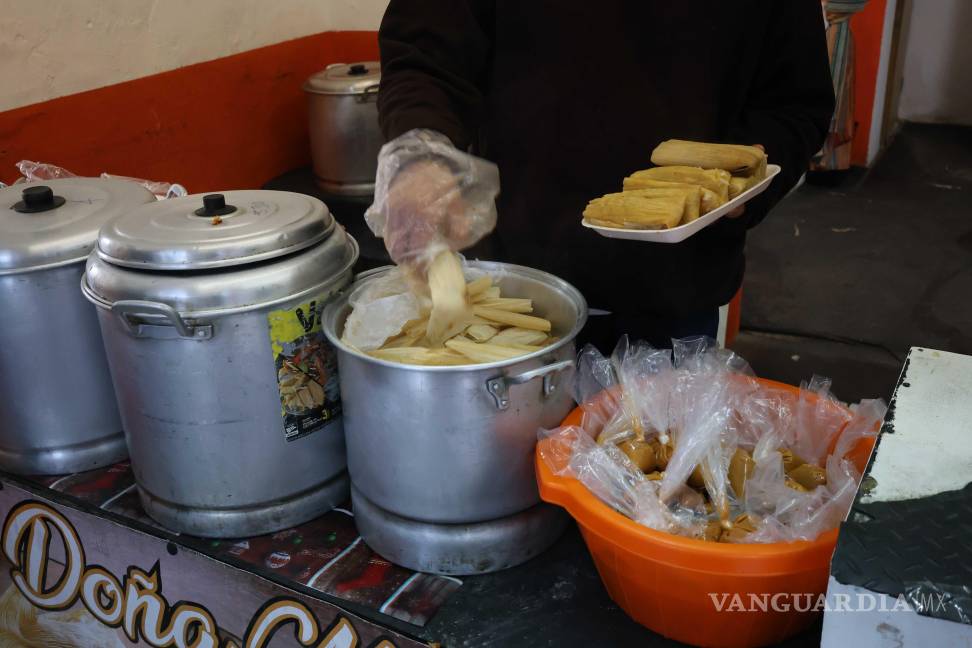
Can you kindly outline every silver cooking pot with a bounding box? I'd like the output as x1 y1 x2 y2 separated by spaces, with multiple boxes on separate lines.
82 190 358 537
323 262 588 574
303 62 382 197
0 179 155 474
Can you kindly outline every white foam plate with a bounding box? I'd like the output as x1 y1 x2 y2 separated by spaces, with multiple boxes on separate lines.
582 164 782 243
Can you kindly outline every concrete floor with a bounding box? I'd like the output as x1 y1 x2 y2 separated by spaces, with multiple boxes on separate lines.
735 122 972 404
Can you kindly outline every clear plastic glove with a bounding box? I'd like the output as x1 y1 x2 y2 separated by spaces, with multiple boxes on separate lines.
366 129 500 269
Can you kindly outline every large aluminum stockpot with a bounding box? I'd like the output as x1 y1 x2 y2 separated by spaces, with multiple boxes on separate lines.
82 190 358 538
323 262 588 574
0 179 155 474
303 62 382 196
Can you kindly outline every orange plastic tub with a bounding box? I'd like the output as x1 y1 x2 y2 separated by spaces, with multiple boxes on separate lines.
536 378 874 648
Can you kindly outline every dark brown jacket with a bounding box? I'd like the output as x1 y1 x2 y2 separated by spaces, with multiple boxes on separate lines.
377 1 835 316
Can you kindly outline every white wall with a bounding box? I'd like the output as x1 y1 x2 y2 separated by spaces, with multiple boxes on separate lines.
0 0 390 112
897 0 972 125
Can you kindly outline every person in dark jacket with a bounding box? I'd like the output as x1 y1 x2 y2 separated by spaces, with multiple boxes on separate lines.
371 1 835 350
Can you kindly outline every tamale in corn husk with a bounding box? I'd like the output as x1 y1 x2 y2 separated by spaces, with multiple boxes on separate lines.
625 166 730 203
426 251 471 346
619 186 701 222
651 139 766 175
583 191 686 229
622 177 722 215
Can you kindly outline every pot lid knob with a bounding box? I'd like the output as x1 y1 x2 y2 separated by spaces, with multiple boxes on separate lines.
194 193 237 217
13 185 67 213
348 64 368 76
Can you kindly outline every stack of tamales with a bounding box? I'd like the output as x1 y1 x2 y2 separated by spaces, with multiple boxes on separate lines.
583 140 767 230
347 251 556 366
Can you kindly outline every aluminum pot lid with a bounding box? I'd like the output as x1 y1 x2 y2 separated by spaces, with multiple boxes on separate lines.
84 225 358 315
303 62 380 95
96 190 335 271
0 178 155 274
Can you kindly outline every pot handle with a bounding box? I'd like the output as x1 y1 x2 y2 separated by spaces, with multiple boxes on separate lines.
356 83 381 103
111 300 213 340
486 359 574 410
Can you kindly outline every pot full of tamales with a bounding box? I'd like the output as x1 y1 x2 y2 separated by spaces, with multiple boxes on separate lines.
323 257 588 575
582 139 779 243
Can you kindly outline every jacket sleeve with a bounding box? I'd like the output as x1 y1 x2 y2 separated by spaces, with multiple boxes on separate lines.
377 0 494 151
728 0 835 228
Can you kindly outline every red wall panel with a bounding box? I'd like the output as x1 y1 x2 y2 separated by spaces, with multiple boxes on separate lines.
0 31 378 191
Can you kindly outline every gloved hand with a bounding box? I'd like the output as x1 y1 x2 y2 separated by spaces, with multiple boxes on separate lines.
366 129 500 269
382 157 468 265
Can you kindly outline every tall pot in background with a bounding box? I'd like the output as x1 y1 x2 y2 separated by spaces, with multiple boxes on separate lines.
304 62 382 197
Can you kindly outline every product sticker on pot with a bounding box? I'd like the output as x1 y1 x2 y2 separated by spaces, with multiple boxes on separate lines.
267 297 341 441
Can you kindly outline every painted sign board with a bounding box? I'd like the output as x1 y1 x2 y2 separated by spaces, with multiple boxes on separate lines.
0 477 430 648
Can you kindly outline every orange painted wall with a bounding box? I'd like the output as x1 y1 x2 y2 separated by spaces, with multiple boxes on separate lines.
849 0 888 166
0 31 378 191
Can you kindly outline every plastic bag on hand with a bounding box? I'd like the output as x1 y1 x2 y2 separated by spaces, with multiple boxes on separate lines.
365 129 500 268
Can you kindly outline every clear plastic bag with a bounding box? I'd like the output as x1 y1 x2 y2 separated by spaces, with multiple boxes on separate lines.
735 389 885 543
662 347 733 501
15 160 186 200
730 385 794 453
100 172 187 200
614 337 676 443
792 375 852 466
539 336 887 544
572 344 623 437
573 337 676 447
540 425 644 519
16 160 77 181
742 452 860 544
538 425 707 538
664 339 761 524
341 269 422 351
365 129 500 268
